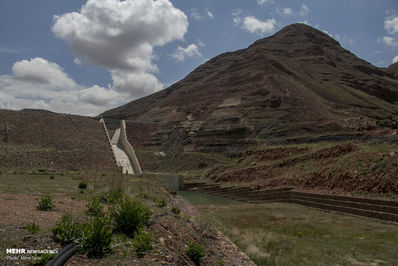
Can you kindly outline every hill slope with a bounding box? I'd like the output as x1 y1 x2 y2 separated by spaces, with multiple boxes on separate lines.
103 23 398 152
0 110 116 171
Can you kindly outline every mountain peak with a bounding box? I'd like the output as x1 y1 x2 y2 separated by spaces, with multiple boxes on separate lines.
249 23 341 52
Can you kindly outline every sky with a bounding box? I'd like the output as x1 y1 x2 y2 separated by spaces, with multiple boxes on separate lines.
0 0 397 116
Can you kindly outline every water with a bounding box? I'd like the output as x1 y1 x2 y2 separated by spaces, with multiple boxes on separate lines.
178 190 238 205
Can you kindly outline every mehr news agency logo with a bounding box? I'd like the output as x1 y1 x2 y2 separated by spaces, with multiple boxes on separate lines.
5 248 58 261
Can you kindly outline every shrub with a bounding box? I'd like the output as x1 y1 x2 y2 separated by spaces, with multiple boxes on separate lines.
79 216 113 258
52 213 80 245
185 242 205 265
50 175 54 179
86 196 104 217
24 223 40 234
132 231 153 257
157 199 166 208
171 206 180 214
103 188 124 204
37 195 55 211
78 181 87 189
111 198 151 238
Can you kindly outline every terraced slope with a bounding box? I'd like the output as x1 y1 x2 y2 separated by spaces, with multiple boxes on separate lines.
103 23 398 152
185 183 398 223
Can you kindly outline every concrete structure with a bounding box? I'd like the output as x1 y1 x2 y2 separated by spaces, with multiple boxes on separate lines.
100 119 142 176
144 172 184 193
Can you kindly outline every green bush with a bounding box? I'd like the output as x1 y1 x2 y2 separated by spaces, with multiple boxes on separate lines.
50 175 54 179
86 196 104 217
37 195 55 211
52 213 80 245
79 216 113 258
111 198 151 238
24 223 40 234
132 231 153 257
157 199 166 208
171 206 180 214
78 181 87 189
185 242 205 265
103 188 124 204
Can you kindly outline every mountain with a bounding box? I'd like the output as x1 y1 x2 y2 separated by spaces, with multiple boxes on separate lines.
102 23 398 152
388 62 398 74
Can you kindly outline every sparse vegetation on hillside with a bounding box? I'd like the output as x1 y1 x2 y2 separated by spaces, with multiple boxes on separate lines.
37 195 55 211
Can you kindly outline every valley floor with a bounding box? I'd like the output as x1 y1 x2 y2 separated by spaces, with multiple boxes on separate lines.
181 191 398 265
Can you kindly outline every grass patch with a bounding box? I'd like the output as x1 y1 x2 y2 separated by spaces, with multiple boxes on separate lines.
186 197 398 265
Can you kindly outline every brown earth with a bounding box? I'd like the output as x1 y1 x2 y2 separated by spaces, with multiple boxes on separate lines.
0 192 254 265
103 23 398 152
0 110 117 172
210 143 398 196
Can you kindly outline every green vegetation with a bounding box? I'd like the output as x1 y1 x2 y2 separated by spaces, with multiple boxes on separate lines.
52 213 80 245
132 231 153 257
78 181 87 189
171 206 180 214
80 216 113 258
86 196 104 217
102 188 124 204
111 198 152 238
185 242 205 265
157 199 166 207
24 223 40 234
37 195 55 211
193 200 398 265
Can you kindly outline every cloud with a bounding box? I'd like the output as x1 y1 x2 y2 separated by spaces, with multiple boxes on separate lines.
300 4 310 17
0 57 126 116
385 16 398 34
276 7 293 16
172 44 202 62
333 34 355 46
383 36 398 47
206 8 214 19
393 55 398 64
0 46 19 53
12 57 77 89
111 71 162 98
191 8 214 20
232 8 242 25
79 85 123 106
257 0 273 5
282 8 292 16
52 0 188 97
190 8 202 20
242 16 276 35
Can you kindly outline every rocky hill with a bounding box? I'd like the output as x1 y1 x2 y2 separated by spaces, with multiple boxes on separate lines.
102 23 398 152
0 110 116 172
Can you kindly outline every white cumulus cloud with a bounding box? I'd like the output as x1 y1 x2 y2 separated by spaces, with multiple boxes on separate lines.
385 16 398 34
393 55 398 64
52 0 188 98
111 71 163 98
0 57 126 116
242 16 276 35
172 44 202 62
383 36 398 47
12 57 77 89
282 8 292 16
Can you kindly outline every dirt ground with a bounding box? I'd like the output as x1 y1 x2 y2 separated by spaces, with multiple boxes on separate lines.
0 188 254 265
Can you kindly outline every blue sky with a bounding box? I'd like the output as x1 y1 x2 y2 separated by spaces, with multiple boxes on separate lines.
0 0 397 115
